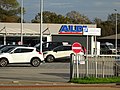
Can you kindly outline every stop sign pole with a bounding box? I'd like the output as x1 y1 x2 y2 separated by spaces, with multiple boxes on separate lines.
72 42 82 78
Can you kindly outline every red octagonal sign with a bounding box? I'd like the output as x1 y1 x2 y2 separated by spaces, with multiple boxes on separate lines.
72 42 82 54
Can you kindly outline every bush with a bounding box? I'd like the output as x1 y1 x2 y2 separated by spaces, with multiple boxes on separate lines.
70 77 120 84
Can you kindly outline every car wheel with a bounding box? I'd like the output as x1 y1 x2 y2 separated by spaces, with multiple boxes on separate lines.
31 58 40 67
46 55 55 62
0 59 8 67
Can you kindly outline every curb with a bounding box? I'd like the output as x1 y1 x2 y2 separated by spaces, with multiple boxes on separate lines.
0 81 118 87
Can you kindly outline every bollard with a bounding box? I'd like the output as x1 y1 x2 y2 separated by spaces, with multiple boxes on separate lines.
70 53 74 80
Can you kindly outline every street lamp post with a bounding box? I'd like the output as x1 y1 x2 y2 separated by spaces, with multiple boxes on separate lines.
40 0 43 53
114 9 117 56
21 0 23 45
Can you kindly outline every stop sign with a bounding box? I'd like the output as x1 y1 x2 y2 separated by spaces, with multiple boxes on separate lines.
72 42 82 54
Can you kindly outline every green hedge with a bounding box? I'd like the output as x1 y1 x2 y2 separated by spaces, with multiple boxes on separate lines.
70 77 120 84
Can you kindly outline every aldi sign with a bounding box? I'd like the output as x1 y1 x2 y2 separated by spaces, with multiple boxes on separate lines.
59 25 88 34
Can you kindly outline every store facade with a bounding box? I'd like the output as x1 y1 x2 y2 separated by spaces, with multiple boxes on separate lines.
0 23 100 55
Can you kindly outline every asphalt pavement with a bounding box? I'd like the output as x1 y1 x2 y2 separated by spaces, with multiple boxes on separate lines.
0 62 120 90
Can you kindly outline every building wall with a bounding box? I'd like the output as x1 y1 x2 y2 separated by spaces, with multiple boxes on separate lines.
52 35 91 54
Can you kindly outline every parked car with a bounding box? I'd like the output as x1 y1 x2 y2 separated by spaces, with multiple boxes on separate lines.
100 42 116 54
0 47 44 67
0 45 28 54
34 41 70 52
0 45 28 51
113 56 120 76
43 44 84 62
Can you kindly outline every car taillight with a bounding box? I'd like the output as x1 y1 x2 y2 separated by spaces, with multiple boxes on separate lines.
38 52 42 54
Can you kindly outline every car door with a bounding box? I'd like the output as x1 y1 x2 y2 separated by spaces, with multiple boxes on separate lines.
53 46 72 59
10 48 33 63
61 46 72 58
9 48 22 63
63 46 73 58
52 46 64 58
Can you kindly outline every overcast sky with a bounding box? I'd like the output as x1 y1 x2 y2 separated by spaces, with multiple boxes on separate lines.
17 0 120 22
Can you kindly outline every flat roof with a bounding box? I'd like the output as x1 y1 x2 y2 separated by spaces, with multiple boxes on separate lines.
0 23 96 36
98 34 120 39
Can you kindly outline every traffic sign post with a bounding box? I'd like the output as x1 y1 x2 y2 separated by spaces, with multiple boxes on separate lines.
72 42 82 78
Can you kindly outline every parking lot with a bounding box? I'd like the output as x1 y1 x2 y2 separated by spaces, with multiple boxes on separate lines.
0 62 70 82
0 57 119 83
0 57 120 90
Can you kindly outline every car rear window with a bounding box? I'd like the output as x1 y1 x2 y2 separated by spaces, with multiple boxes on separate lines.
63 46 72 51
0 46 15 53
14 48 34 53
54 45 71 51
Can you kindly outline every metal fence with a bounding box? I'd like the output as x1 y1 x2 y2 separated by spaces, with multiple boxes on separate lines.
70 53 120 79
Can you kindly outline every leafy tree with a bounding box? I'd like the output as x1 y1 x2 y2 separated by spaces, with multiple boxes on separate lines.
93 17 102 25
43 11 59 23
93 17 103 30
66 11 91 24
107 13 120 34
31 10 119 37
93 13 120 37
31 11 71 24
100 21 114 37
31 11 58 23
107 13 120 23
0 0 21 22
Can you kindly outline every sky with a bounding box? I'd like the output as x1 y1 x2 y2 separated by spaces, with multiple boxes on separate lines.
17 0 120 22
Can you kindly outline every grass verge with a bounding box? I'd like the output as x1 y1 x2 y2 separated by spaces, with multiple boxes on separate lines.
70 77 120 84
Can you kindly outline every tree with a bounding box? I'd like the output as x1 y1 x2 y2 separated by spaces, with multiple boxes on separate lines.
100 21 114 36
31 11 91 24
31 11 58 23
0 0 21 22
66 11 91 24
31 11 71 24
93 18 115 37
93 13 120 37
107 13 120 23
107 13 120 34
93 17 103 29
93 17 102 25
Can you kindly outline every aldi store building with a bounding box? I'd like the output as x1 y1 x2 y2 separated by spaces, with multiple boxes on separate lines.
0 23 100 55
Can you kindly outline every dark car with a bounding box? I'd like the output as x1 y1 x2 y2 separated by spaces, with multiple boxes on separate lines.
100 43 116 54
34 41 70 52
0 45 28 53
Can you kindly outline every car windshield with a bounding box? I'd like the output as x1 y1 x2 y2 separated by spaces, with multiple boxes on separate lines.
0 46 15 53
34 43 40 47
0 45 7 50
6 47 16 53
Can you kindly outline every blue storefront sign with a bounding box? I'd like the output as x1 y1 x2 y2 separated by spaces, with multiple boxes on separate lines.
59 25 88 34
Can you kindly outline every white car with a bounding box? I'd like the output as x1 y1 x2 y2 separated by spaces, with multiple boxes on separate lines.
43 44 84 62
0 47 44 67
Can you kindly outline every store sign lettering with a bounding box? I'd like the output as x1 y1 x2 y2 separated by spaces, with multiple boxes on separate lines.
59 25 88 34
